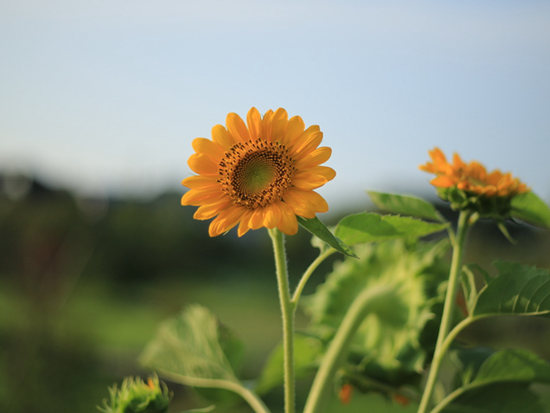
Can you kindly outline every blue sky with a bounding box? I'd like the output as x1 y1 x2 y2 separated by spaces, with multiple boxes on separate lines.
1 0 549 208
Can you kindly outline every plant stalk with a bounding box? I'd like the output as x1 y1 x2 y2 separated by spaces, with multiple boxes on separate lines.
303 285 394 413
417 210 472 413
292 248 336 306
269 228 295 413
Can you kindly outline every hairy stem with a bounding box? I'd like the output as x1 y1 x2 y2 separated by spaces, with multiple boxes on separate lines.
292 248 336 306
269 229 295 413
417 210 472 413
303 285 394 413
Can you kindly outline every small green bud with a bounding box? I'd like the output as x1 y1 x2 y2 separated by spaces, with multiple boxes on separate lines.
98 375 172 413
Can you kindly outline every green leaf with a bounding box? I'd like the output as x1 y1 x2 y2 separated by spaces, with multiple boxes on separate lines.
368 191 445 222
473 261 550 317
335 212 448 245
511 191 550 229
438 349 550 413
139 305 257 407
303 239 449 387
440 383 545 413
473 349 550 386
255 334 323 395
298 216 356 257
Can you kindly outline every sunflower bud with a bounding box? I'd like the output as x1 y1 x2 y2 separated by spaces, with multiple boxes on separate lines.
98 375 172 413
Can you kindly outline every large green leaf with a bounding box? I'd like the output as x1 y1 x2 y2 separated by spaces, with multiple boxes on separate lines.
303 239 449 386
298 216 356 257
140 305 267 411
255 334 323 395
511 191 550 229
438 349 550 413
473 349 550 385
140 305 240 383
440 383 545 413
368 191 445 222
335 212 448 245
472 261 550 317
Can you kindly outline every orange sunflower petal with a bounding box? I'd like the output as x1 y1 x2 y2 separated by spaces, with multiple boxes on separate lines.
270 108 289 142
246 107 262 141
208 206 246 237
292 129 323 158
281 115 305 147
296 146 332 169
192 138 225 161
264 202 282 228
181 175 219 189
211 124 235 149
249 207 267 230
261 109 274 140
226 112 250 142
284 189 328 218
181 188 223 206
187 153 218 176
278 202 299 235
193 198 232 220
430 175 455 188
293 166 336 190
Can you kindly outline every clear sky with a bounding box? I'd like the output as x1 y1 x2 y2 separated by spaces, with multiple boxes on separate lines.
1 0 549 208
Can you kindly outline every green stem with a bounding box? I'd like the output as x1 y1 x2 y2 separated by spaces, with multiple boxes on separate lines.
268 228 295 413
303 285 394 413
157 370 271 413
291 248 336 306
417 210 472 413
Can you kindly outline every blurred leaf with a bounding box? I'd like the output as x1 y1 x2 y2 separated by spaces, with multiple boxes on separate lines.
511 191 550 229
298 216 356 257
473 262 550 317
303 239 449 387
335 212 448 246
440 383 544 413
255 334 323 395
439 349 550 413
140 305 250 405
473 349 550 385
368 191 445 222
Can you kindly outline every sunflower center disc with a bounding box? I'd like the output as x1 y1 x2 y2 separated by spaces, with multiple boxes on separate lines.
218 139 296 209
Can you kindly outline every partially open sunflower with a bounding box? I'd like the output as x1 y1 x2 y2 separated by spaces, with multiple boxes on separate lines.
420 147 528 197
181 107 335 237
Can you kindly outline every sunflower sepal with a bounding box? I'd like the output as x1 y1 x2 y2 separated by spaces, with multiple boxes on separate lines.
436 187 517 220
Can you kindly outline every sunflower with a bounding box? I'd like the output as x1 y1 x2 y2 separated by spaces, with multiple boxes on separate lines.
420 147 528 197
181 107 335 237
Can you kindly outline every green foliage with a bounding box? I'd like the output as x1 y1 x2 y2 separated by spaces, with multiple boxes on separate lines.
335 212 448 246
438 349 550 413
140 305 245 400
303 240 449 387
298 216 356 257
511 191 550 229
440 383 544 413
255 334 324 395
98 375 172 413
473 261 550 317
367 191 445 222
473 349 550 385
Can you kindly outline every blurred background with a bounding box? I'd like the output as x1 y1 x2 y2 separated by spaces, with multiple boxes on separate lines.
1 1 550 412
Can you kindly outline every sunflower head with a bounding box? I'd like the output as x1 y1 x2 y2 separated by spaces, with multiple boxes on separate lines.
181 107 335 237
419 147 529 217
